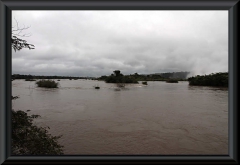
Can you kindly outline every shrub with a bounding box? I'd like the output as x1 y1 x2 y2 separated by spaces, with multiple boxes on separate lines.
11 96 63 155
12 110 64 155
103 71 138 84
36 80 59 88
105 75 138 84
188 72 228 87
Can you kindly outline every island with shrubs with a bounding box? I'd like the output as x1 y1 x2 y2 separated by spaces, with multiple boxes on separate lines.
98 70 188 83
36 80 59 88
187 72 228 87
99 70 139 84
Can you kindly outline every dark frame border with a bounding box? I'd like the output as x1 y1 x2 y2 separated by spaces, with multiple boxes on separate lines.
0 0 238 164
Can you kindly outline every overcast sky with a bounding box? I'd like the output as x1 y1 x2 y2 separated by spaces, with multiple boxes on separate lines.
12 10 228 77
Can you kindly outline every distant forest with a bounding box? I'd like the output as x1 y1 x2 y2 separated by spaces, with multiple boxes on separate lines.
98 71 189 83
12 72 228 87
12 71 190 81
11 74 97 80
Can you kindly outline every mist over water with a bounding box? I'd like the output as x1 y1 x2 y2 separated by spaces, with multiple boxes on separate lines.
12 79 228 155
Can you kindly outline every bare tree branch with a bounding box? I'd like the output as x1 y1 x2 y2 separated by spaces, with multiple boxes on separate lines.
12 19 35 52
12 18 32 37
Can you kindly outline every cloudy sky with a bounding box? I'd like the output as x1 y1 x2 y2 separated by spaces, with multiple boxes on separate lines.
12 10 228 77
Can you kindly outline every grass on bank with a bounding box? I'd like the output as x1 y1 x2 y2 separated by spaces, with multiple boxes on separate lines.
36 80 59 88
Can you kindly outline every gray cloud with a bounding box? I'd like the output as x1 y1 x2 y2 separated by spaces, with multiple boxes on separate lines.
12 11 228 77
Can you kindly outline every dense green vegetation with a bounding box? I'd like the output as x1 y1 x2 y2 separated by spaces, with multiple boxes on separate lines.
98 71 188 83
102 70 138 83
131 73 164 81
188 72 228 87
105 75 138 83
11 97 64 155
36 80 59 88
13 72 189 82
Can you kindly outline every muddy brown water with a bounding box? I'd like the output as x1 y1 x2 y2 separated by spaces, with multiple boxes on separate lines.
12 79 228 155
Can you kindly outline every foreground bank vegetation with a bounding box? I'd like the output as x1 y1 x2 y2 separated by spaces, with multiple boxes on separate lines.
12 96 64 155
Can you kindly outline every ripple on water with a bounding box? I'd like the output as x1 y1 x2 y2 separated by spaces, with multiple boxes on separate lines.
12 80 228 155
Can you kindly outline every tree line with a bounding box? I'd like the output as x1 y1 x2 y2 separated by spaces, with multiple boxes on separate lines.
12 74 97 80
188 72 228 87
98 70 188 83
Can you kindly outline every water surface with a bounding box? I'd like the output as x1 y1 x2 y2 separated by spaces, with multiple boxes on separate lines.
12 80 228 155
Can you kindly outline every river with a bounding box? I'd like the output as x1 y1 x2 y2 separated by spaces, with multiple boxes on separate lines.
12 79 228 155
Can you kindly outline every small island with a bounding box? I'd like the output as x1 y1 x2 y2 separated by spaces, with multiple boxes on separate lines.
188 72 228 87
142 81 148 85
100 70 139 84
36 80 59 88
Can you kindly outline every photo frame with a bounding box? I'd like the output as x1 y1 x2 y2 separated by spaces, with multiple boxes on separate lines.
0 0 238 164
